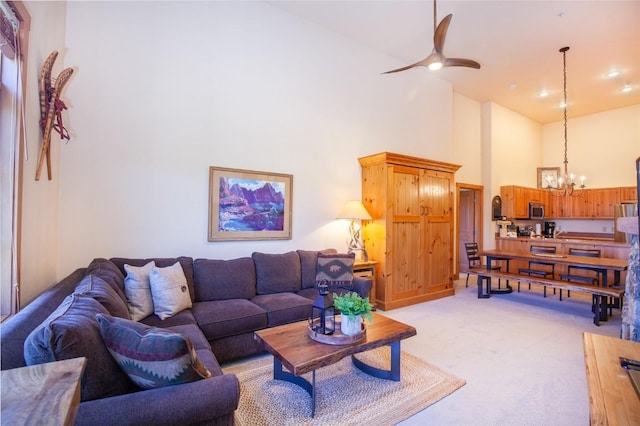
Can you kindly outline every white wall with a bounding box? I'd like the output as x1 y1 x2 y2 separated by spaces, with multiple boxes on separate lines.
55 1 454 277
453 93 481 184
19 1 66 306
542 104 640 187
481 102 543 248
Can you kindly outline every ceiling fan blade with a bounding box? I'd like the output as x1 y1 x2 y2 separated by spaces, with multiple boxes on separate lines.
443 57 481 69
433 13 452 53
381 57 431 74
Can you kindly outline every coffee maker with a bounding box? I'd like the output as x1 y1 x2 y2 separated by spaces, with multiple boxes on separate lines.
543 221 556 238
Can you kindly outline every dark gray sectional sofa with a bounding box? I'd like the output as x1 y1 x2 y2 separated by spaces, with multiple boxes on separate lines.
0 249 371 425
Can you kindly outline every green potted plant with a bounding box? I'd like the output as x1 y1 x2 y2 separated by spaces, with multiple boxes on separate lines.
332 292 374 336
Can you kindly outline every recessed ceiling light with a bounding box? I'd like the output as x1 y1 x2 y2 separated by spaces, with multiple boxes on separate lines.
509 82 518 90
606 70 620 78
621 84 633 93
558 101 567 108
538 90 549 98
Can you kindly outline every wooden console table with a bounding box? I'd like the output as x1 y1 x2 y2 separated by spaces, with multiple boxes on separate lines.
583 333 640 425
1 357 87 426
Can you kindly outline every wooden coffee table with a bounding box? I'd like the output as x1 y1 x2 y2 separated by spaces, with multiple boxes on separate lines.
254 312 417 416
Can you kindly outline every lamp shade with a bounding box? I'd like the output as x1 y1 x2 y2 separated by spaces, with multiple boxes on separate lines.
337 201 372 220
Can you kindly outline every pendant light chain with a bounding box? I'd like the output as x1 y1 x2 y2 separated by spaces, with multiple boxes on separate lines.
548 46 585 198
562 47 568 179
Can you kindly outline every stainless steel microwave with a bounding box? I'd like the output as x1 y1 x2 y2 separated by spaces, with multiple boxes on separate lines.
529 203 545 219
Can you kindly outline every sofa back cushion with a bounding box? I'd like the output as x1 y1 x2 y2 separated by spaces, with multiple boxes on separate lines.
74 274 131 319
193 257 256 301
23 294 134 401
252 251 300 295
85 258 127 303
297 248 338 289
110 257 195 302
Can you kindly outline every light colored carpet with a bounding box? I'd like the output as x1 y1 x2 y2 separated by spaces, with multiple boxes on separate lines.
223 346 466 426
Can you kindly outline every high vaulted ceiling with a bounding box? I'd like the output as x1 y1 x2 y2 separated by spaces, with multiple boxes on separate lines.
269 0 640 124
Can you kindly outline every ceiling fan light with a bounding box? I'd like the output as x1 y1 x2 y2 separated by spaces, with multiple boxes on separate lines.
428 61 443 71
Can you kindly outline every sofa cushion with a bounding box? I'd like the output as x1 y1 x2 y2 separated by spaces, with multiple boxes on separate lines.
124 261 155 321
96 314 211 390
86 258 127 303
166 324 212 352
193 257 256 301
251 293 313 327
252 251 300 294
149 262 192 320
23 294 133 401
141 308 197 328
74 274 131 319
298 249 338 289
316 253 355 287
110 257 196 302
192 299 267 340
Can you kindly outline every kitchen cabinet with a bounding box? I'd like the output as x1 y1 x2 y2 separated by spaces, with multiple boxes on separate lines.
620 186 638 202
500 186 545 219
501 185 630 219
359 152 460 310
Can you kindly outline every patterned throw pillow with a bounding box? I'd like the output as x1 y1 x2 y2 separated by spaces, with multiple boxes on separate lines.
149 262 192 320
95 314 211 390
315 253 355 287
124 261 155 321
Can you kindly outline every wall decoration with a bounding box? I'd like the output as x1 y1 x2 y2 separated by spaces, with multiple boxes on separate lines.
537 167 561 189
36 50 74 181
208 167 292 241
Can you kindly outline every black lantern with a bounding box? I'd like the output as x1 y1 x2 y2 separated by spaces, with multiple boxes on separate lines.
310 283 335 335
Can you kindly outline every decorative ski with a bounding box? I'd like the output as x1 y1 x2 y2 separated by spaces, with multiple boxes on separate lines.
38 50 57 127
36 65 74 181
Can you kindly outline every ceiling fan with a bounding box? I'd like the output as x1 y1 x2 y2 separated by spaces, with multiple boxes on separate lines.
382 0 480 74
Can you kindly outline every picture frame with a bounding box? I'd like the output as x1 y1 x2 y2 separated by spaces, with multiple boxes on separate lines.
208 167 293 241
537 167 561 189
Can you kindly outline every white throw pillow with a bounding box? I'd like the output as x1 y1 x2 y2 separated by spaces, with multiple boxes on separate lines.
124 261 155 321
149 262 192 320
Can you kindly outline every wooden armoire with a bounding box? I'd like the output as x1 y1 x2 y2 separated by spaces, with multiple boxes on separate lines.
359 152 461 310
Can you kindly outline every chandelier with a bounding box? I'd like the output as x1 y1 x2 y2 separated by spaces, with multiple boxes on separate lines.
547 46 586 198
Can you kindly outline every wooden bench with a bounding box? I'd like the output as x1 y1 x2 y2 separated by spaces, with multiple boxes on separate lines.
467 268 625 326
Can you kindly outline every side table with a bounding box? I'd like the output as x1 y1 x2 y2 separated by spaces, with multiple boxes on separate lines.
354 260 378 309
1 357 87 426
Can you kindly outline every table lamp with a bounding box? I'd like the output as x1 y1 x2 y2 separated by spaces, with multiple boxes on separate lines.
337 200 372 261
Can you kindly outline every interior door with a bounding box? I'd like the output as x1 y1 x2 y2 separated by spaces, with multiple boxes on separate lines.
458 189 476 274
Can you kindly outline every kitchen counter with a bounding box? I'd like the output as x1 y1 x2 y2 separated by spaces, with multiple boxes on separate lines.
495 236 630 248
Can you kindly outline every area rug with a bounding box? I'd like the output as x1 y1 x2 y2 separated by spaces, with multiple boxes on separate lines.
222 347 466 425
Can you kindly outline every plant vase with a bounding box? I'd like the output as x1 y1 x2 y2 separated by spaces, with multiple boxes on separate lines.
340 314 362 336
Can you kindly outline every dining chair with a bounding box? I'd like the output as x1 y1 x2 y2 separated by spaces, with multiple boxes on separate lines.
464 242 500 287
517 245 556 297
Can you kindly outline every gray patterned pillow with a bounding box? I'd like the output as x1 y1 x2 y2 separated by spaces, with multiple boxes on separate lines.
315 253 355 287
96 314 211 389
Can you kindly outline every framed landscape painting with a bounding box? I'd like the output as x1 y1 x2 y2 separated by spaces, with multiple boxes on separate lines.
208 167 293 241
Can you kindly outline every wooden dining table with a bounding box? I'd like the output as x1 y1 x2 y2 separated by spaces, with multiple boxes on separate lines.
481 249 628 288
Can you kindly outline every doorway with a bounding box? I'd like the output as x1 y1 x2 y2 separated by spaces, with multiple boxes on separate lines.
456 183 484 279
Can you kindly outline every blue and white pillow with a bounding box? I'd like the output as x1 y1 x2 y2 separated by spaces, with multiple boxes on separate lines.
96 314 211 389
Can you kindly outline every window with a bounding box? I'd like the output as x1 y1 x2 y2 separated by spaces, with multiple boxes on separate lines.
1 0 29 319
